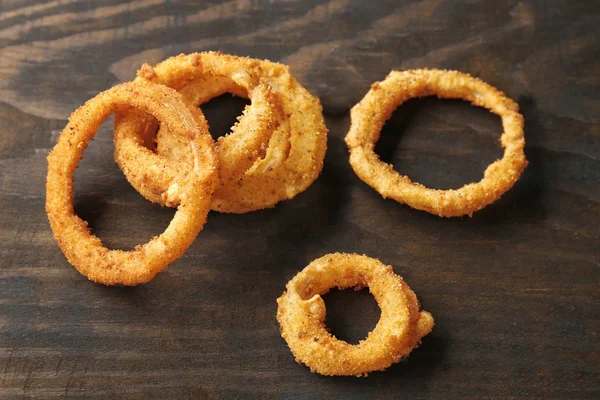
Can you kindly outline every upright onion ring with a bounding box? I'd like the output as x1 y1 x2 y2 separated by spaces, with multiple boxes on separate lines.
277 253 434 376
114 52 328 213
46 81 217 285
345 69 528 217
211 58 328 213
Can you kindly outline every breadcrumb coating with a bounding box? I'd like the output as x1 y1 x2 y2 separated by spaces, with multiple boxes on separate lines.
114 52 327 213
345 69 527 217
277 253 433 376
46 81 217 285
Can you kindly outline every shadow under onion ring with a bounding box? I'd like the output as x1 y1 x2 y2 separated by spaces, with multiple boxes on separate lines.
46 81 217 286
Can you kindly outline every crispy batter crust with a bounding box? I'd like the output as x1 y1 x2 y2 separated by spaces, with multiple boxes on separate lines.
114 52 328 213
46 81 217 285
277 253 434 376
345 69 528 217
211 58 328 213
115 52 281 207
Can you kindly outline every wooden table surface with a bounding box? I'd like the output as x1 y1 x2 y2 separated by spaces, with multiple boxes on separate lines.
1 0 599 398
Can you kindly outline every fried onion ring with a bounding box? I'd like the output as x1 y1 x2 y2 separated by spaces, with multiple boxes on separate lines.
211 58 327 212
114 52 328 213
114 52 281 207
277 253 434 376
345 69 528 217
46 81 217 285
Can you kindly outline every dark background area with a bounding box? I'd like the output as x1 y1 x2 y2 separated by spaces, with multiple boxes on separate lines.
1 0 598 398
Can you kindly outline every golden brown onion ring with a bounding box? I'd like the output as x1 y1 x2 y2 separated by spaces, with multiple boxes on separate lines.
114 52 281 207
345 69 528 217
46 81 217 285
114 52 327 213
211 58 327 213
277 253 434 376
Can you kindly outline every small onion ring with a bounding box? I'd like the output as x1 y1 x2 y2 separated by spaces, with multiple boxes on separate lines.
46 81 217 286
277 253 434 376
114 52 328 213
345 69 528 217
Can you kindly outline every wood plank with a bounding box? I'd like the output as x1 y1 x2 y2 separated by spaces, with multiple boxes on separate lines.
0 0 598 398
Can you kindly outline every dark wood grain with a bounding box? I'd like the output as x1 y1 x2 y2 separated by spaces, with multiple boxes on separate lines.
1 0 599 398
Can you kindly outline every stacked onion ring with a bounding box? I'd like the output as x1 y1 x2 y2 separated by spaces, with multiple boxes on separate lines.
46 52 328 285
114 52 328 213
